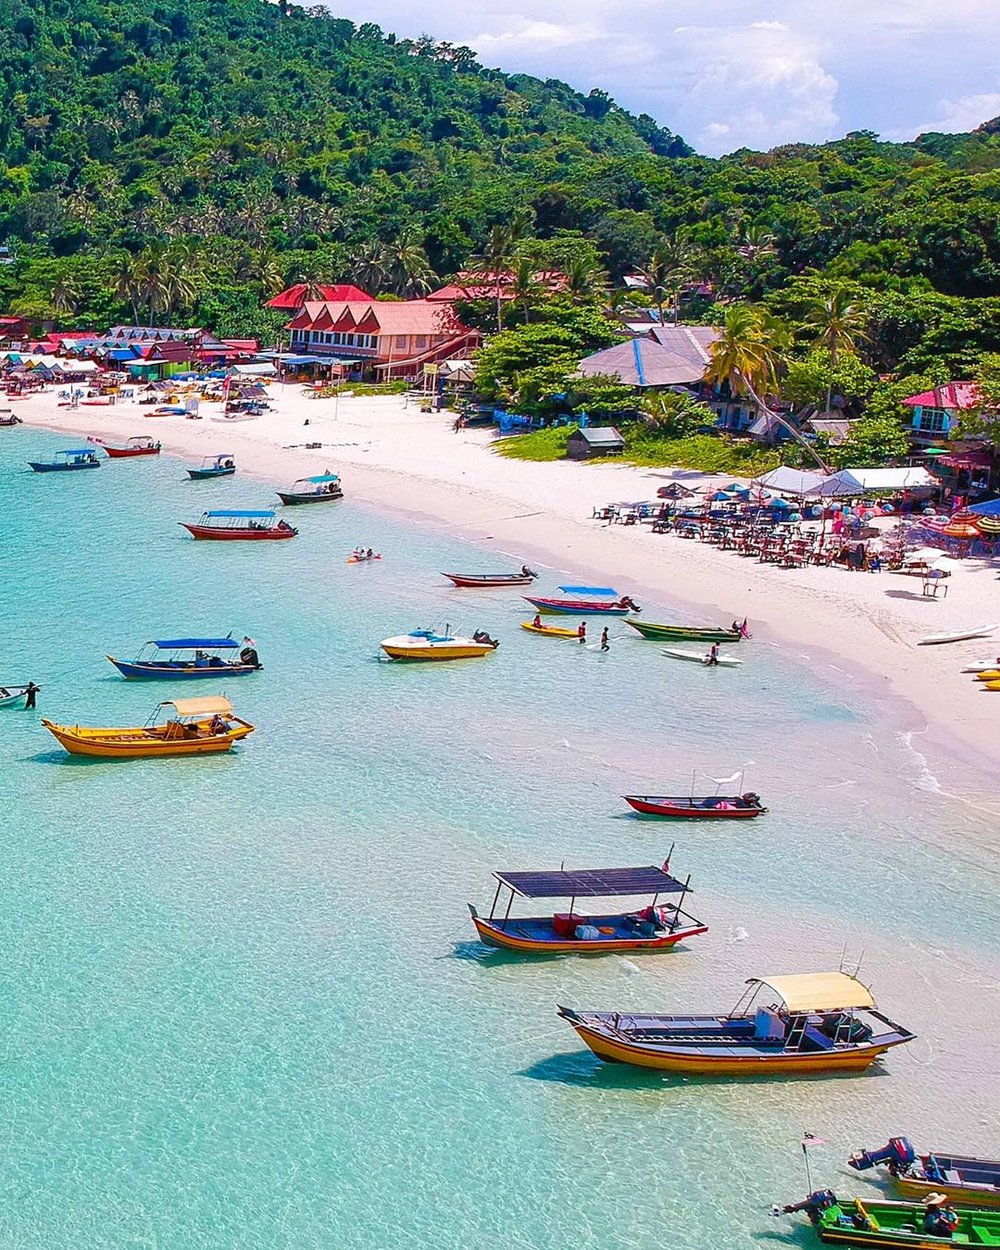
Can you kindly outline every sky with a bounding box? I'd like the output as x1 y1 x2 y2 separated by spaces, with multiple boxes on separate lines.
331 0 1000 155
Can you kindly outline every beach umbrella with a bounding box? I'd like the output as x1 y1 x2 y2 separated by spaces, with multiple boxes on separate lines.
707 490 732 502
975 515 1000 536
942 519 980 539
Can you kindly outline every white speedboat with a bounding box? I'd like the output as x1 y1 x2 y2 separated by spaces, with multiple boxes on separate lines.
661 647 742 667
918 624 998 646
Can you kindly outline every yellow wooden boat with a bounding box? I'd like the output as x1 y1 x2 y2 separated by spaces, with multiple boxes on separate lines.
41 695 254 758
520 621 578 639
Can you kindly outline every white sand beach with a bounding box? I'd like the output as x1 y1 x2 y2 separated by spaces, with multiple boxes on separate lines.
15 381 1000 787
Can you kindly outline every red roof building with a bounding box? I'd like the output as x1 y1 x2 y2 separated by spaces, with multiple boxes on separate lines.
286 299 479 376
427 270 569 302
267 283 373 311
903 381 986 444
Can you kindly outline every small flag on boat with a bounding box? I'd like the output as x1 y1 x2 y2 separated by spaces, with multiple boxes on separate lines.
661 857 671 873
802 1133 827 1148
242 636 255 646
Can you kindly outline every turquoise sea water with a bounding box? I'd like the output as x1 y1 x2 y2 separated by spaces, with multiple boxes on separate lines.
3 430 1000 1249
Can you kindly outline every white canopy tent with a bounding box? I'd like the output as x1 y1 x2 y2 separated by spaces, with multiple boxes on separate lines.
753 466 826 497
839 467 936 492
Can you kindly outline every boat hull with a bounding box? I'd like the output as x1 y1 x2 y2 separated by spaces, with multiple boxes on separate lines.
893 1173 1000 1209
626 618 741 643
381 642 495 661
187 467 235 479
662 647 741 666
525 597 630 615
444 573 536 587
470 909 706 954
41 718 254 758
106 657 259 681
520 622 578 638
28 461 100 473
180 523 297 540
807 1199 1000 1247
624 795 764 819
0 687 29 707
101 446 160 458
562 1018 895 1075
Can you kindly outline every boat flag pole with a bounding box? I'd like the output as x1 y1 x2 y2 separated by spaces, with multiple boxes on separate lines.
802 1133 824 1193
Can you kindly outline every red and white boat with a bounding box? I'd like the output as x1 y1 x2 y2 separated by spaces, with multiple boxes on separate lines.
623 793 766 819
88 435 161 458
525 585 641 615
180 509 298 541
442 568 537 588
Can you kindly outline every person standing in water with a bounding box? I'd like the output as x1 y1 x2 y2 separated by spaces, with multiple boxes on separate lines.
24 681 39 710
577 621 587 645
600 626 610 652
705 643 720 666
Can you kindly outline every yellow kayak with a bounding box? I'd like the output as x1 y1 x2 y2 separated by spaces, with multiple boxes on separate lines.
520 621 579 639
983 680 1000 691
974 670 1000 681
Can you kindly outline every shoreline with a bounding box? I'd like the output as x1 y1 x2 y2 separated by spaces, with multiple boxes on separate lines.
17 385 1000 801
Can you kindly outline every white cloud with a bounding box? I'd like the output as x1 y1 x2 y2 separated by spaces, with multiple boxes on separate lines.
323 1 1000 154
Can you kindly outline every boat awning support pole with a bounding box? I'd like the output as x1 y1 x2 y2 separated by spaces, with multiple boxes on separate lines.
675 874 691 929
502 887 514 928
489 879 502 921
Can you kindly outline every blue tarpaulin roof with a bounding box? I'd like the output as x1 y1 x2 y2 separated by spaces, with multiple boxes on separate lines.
282 355 327 365
61 448 96 456
152 638 239 650
968 498 1000 516
303 474 340 484
495 865 686 899
109 348 138 360
558 585 617 595
205 509 275 519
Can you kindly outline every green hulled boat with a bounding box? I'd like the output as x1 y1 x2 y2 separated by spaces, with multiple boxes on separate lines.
625 618 742 643
777 1190 1000 1247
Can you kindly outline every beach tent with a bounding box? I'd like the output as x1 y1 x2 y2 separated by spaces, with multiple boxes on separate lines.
839 467 936 491
754 466 826 497
818 469 865 497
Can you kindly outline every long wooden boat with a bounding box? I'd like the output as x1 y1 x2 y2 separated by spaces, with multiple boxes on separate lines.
0 413 22 427
106 635 261 680
188 453 236 479
277 473 343 505
558 971 914 1076
180 509 297 540
520 621 579 639
88 435 160 458
443 570 537 588
525 586 641 615
626 618 741 643
380 628 498 661
28 447 101 473
662 646 742 666
0 684 31 708
42 695 254 759
623 793 766 819
849 1138 1000 1210
469 861 706 955
775 1191 1000 1246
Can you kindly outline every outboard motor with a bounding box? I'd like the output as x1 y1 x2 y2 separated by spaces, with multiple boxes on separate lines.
848 1138 916 1176
772 1190 838 1225
239 646 262 670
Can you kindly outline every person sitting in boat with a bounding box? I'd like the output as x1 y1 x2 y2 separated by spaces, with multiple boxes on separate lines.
365 548 373 559
209 714 230 735
922 1195 959 1237
532 613 542 629
194 650 210 667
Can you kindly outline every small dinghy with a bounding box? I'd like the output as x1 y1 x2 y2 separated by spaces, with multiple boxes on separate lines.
661 647 742 667
520 621 578 639
0 684 31 708
918 623 997 645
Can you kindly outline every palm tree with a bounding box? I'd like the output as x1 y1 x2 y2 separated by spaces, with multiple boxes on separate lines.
636 236 694 326
467 208 534 326
506 256 541 323
563 254 610 306
386 229 436 297
805 288 869 414
352 241 391 294
111 254 143 323
48 273 81 319
704 304 829 471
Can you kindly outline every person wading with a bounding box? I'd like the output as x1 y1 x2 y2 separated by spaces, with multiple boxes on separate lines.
24 681 39 710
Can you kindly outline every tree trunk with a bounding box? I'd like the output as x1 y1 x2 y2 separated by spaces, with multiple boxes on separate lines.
741 374 830 473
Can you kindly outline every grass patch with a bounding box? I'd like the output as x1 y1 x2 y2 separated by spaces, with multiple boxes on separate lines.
494 425 784 475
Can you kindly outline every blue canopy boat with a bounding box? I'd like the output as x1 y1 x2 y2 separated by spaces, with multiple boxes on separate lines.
469 860 705 954
524 585 641 615
187 453 236 480
28 448 101 473
277 473 343 505
106 635 262 680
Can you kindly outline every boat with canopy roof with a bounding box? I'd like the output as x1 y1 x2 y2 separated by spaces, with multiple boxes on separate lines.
848 1137 1000 1209
468 861 706 955
180 509 297 540
0 684 32 708
524 586 641 615
87 435 160 458
187 453 236 480
277 473 343 505
106 635 261 680
41 695 254 758
380 626 499 661
558 971 914 1076
28 447 101 473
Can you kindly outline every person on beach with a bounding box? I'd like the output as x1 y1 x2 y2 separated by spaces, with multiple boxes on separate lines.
600 627 609 652
577 621 587 645
24 681 39 710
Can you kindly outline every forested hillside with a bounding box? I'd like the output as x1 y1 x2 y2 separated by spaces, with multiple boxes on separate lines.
1 0 999 345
